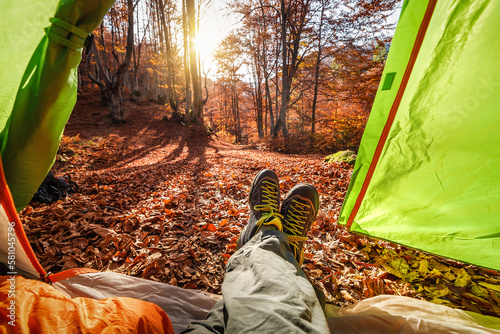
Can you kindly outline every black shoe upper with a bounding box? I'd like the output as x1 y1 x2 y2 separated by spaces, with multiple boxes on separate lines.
237 169 282 249
236 171 319 264
280 183 319 264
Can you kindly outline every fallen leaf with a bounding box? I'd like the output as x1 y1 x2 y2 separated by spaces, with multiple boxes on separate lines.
455 269 472 287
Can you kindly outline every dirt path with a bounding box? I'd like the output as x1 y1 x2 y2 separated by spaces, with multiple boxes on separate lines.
19 92 500 316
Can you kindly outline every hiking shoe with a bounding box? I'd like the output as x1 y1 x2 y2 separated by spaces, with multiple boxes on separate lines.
237 169 283 249
281 183 319 265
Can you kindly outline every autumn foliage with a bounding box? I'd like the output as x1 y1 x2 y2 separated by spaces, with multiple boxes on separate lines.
80 0 399 154
18 0 500 319
20 95 500 317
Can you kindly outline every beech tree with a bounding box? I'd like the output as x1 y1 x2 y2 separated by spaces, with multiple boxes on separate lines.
214 33 244 142
81 0 398 151
155 0 179 113
185 0 204 124
182 0 192 118
90 0 136 123
275 0 312 138
227 0 398 141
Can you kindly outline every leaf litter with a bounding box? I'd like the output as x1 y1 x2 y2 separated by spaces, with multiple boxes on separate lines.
19 95 500 317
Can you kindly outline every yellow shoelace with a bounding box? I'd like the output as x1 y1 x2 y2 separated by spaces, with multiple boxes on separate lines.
284 199 310 239
255 181 283 231
284 199 311 263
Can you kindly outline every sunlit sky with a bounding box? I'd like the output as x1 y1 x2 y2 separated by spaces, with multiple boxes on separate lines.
188 0 402 77
191 0 238 75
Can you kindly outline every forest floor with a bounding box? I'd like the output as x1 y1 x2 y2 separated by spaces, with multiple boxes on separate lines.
20 91 500 317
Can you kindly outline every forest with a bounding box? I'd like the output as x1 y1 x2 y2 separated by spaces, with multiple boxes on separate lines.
12 0 500 326
80 0 398 153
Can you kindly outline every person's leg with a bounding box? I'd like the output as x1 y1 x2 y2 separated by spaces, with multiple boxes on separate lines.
183 170 328 333
182 299 226 334
222 228 328 333
184 229 328 334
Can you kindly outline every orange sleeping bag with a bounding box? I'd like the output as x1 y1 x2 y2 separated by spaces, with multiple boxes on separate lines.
0 276 174 333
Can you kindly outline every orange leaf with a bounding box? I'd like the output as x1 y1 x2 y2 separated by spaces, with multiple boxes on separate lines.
202 223 217 232
221 254 231 264
219 218 229 228
184 283 198 289
228 208 238 216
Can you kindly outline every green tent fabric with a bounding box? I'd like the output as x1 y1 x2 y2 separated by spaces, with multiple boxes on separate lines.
0 0 114 211
339 0 500 271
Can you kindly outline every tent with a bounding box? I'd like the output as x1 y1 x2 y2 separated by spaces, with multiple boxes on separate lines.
338 0 500 271
1 0 500 332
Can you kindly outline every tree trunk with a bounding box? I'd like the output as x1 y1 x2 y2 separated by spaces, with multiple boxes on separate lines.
182 0 192 118
89 43 111 105
311 0 325 135
223 85 228 131
273 34 280 138
256 84 264 139
186 0 203 124
109 0 134 122
157 0 179 113
277 0 310 137
276 0 288 137
233 84 241 143
132 9 140 94
258 0 273 138
90 0 134 123
253 43 264 139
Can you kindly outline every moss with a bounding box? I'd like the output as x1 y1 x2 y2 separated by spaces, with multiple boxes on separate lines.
324 150 357 165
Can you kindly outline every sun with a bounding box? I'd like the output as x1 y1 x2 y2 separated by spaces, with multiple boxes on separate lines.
194 30 218 60
193 29 222 74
